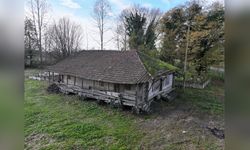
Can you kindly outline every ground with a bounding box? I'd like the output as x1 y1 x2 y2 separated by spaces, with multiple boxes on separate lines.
24 70 224 150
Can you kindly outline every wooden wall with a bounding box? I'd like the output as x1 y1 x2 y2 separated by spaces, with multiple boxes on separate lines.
61 74 136 93
148 73 174 100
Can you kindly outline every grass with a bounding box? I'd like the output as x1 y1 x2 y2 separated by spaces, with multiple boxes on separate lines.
176 82 224 115
175 70 224 115
25 74 224 149
25 80 142 149
137 51 179 76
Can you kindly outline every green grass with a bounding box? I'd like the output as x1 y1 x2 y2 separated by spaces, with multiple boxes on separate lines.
176 81 224 115
137 51 179 76
25 80 142 149
25 77 224 149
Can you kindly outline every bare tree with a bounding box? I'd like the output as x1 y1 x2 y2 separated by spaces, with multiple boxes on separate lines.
28 0 49 65
84 26 89 50
147 8 162 37
47 17 83 59
92 0 111 50
114 24 121 50
114 9 130 51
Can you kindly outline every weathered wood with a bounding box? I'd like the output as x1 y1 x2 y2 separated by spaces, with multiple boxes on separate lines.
74 76 76 85
160 78 163 91
121 94 136 101
135 84 138 107
52 72 54 81
67 75 68 85
48 71 50 83
81 78 83 88
45 72 175 113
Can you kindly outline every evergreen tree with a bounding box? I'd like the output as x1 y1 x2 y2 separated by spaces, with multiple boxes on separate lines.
122 6 161 53
24 17 37 67
125 11 146 49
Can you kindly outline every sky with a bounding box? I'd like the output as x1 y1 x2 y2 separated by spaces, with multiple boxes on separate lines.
28 0 224 50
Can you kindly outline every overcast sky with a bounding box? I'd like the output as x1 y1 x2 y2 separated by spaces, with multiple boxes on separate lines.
26 0 224 50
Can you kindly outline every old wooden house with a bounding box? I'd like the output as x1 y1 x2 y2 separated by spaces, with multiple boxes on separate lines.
47 50 177 113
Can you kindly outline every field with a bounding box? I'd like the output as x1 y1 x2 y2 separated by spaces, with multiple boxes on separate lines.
24 70 224 150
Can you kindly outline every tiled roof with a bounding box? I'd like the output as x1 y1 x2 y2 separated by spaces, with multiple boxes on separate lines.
47 50 177 84
47 50 152 84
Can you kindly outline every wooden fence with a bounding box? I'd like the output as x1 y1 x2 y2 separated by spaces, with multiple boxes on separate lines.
175 79 211 89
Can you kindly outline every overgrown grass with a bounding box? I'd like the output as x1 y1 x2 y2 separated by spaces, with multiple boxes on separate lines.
137 51 179 76
176 80 224 115
25 80 142 149
208 70 224 82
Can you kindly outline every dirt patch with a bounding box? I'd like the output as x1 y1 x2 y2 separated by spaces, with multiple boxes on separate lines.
137 100 224 150
25 133 56 150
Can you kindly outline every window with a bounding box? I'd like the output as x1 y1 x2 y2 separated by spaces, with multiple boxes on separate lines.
67 75 71 79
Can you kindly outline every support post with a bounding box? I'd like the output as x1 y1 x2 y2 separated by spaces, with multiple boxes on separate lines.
172 74 175 88
52 72 54 82
135 84 138 107
160 78 163 91
81 79 83 88
48 71 50 83
67 75 68 85
74 76 76 86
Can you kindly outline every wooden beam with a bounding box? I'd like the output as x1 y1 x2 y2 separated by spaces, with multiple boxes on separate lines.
48 71 50 83
82 78 83 88
160 78 163 91
135 84 138 107
67 75 68 85
52 72 54 81
172 73 175 88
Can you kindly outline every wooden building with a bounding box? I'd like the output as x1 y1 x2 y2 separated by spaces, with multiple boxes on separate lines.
47 50 177 113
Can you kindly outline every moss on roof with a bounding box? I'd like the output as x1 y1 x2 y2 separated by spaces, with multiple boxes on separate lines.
137 51 179 76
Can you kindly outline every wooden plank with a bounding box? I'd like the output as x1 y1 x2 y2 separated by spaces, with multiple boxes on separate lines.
48 71 50 83
124 90 136 95
121 94 136 101
67 75 68 85
52 72 54 81
56 83 139 107
81 78 83 88
74 76 76 85
122 101 136 106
